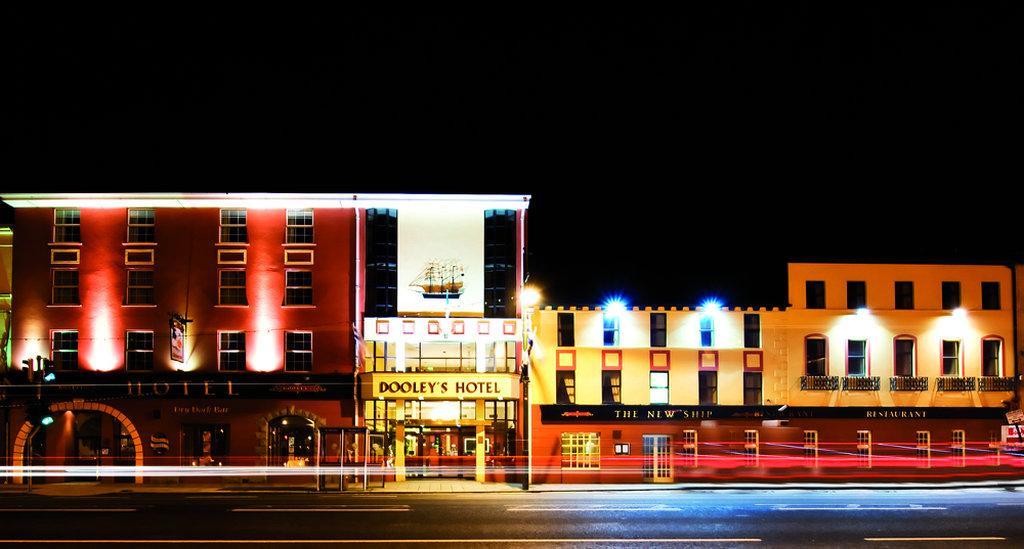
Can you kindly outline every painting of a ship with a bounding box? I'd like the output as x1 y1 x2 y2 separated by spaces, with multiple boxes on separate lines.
410 260 465 299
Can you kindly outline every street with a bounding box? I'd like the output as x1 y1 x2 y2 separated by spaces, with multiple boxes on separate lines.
0 487 1022 547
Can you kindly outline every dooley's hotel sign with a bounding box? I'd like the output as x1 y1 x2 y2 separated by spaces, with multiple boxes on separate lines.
360 373 520 400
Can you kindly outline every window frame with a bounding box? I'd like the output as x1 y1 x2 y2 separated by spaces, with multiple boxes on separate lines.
219 208 248 244
53 208 81 243
50 329 79 370
649 312 667 348
846 281 866 309
846 339 869 377
743 371 763 405
894 281 914 310
125 269 155 306
699 315 714 348
51 268 80 305
284 331 313 372
218 269 248 306
649 371 669 405
893 335 917 377
556 370 576 404
806 280 825 309
125 330 155 371
602 314 620 347
601 370 622 404
981 281 1001 310
698 370 718 405
218 331 247 372
284 269 314 306
560 432 600 469
941 339 962 376
981 336 1004 377
127 208 156 243
743 313 760 348
557 312 575 347
941 281 961 310
285 208 314 244
804 334 828 376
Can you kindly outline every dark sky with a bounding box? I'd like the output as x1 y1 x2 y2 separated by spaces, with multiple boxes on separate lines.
7 6 1023 307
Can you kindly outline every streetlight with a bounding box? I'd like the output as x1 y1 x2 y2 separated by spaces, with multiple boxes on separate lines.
520 286 540 490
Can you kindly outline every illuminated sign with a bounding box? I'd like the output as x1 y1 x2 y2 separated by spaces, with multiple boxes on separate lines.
170 316 186 363
360 373 520 400
540 405 1005 422
397 206 485 315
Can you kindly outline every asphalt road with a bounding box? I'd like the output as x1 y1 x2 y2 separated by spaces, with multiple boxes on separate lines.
0 488 1022 547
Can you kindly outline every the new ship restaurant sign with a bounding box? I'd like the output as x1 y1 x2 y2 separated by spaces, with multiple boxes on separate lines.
361 372 520 400
541 404 1005 422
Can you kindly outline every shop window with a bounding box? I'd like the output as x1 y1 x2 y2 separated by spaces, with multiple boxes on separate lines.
951 429 966 460
942 281 961 310
285 332 313 371
364 400 397 434
183 424 229 466
894 337 916 376
370 341 396 372
365 208 398 317
803 430 818 458
806 280 825 309
218 269 247 306
847 281 866 309
126 269 155 305
743 430 759 461
484 209 516 318
286 208 314 244
982 338 1002 377
602 371 621 404
698 371 717 405
51 269 80 305
857 430 872 467
560 432 600 469
847 340 867 377
269 416 316 467
982 281 1001 310
699 316 714 347
805 336 827 376
461 401 477 420
219 332 245 372
127 208 155 243
284 270 313 306
557 313 575 346
895 281 914 310
219 209 248 243
51 330 79 370
556 370 576 404
650 312 666 347
941 340 961 376
743 372 762 405
126 331 154 371
681 430 698 465
54 208 81 243
603 314 619 347
916 431 931 462
743 314 760 348
650 372 669 404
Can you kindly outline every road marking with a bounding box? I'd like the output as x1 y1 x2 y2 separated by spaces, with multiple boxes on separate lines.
0 508 136 512
185 495 258 499
764 504 945 511
996 502 1024 506
0 539 762 544
232 506 410 513
865 537 1005 542
506 505 683 512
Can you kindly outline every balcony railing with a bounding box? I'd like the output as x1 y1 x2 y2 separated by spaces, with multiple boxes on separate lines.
842 376 880 391
979 376 1018 392
801 376 839 391
936 377 976 392
890 376 929 391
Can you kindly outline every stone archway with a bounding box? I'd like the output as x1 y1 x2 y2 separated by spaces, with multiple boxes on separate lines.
11 401 145 484
255 405 326 466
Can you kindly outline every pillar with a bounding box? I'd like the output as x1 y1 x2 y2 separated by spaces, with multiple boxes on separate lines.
394 399 405 481
475 399 485 482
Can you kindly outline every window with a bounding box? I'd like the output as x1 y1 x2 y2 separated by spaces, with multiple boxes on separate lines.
54 208 81 243
894 338 915 376
743 372 762 405
650 372 669 404
803 430 819 458
982 282 1000 310
556 371 576 404
895 281 914 310
806 280 825 309
698 371 717 405
650 313 666 347
125 331 154 371
614 443 630 455
744 430 759 460
941 281 961 310
285 332 313 372
51 331 79 370
916 431 931 461
603 314 619 347
126 270 155 305
805 336 827 376
561 432 600 469
557 313 575 347
699 316 714 347
480 341 516 373
484 209 516 318
743 314 760 348
218 270 247 306
857 430 872 462
941 340 961 376
847 281 866 309
983 338 1002 377
286 208 314 244
284 271 313 305
127 208 155 243
219 209 248 243
219 332 246 372
951 429 966 459
847 340 867 377
602 371 621 404
405 342 476 372
369 342 396 372
51 269 80 305
365 208 398 316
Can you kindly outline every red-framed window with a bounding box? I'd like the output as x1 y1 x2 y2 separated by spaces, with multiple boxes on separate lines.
893 335 916 377
698 350 719 371
649 350 670 371
477 321 491 335
555 349 576 370
452 320 465 335
981 335 1004 377
376 319 390 335
805 334 828 376
602 350 622 370
743 350 763 372
427 320 441 335
402 320 415 335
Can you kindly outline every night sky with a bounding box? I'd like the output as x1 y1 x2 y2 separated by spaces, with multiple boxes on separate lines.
7 6 1022 307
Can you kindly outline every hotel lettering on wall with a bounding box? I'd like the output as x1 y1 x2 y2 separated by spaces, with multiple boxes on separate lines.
540 405 1005 422
361 373 520 400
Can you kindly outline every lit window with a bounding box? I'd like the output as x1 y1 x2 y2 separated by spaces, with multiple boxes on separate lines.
219 209 248 243
650 372 669 404
941 340 961 376
614 443 630 455
894 338 915 376
983 339 1002 377
219 332 246 372
602 371 621 404
219 269 247 306
54 208 80 243
126 331 154 371
51 330 79 370
561 432 600 469
284 270 313 305
482 341 516 373
803 430 818 458
603 314 619 347
127 208 155 243
699 316 714 347
556 370 576 404
286 209 314 244
847 340 867 377
126 270 155 305
370 342 395 372
51 269 80 305
285 332 313 372
805 336 827 376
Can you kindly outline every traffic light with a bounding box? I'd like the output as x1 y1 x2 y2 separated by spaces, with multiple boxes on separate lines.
26 400 53 427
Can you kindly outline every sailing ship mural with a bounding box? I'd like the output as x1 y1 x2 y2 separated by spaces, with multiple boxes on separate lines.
410 259 466 299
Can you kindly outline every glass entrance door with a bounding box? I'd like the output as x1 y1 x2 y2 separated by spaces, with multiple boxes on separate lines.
642 434 672 483
406 427 473 478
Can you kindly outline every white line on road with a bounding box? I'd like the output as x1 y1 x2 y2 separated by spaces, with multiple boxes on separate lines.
0 509 137 512
506 505 683 512
0 539 762 544
761 504 946 511
232 507 410 513
865 537 1005 542
185 495 258 499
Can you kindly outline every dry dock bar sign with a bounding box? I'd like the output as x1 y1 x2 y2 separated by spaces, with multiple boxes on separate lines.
361 373 520 400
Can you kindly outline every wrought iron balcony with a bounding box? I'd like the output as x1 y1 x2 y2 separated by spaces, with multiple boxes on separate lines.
801 375 839 391
936 377 976 392
979 376 1018 392
842 376 880 391
889 376 929 391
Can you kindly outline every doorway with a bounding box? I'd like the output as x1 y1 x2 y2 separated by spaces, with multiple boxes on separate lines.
642 434 672 483
405 426 476 478
268 416 316 467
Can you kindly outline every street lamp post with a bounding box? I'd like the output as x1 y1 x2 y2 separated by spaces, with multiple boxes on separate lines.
519 287 540 491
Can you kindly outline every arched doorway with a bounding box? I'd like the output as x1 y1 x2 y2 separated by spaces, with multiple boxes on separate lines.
268 416 316 467
11 401 144 484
